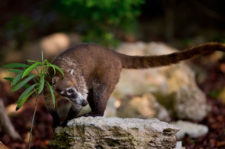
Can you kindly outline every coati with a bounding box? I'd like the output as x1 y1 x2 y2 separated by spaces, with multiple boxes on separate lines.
44 42 225 127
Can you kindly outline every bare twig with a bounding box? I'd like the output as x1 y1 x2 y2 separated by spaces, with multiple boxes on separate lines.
28 50 44 149
0 100 21 140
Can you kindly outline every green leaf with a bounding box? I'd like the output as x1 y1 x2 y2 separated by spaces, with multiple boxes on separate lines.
51 64 64 76
27 59 38 63
4 77 13 82
17 84 37 109
38 75 45 94
8 69 24 73
24 84 31 89
43 59 49 64
47 82 55 108
22 62 41 78
4 63 29 68
11 72 23 86
12 75 36 92
16 89 36 110
47 63 56 75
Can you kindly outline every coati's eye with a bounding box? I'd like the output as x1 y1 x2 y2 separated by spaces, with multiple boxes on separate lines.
67 88 74 94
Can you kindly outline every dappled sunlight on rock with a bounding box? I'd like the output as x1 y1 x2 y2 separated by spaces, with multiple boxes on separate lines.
112 42 209 121
172 121 208 140
23 33 80 60
117 93 171 121
3 32 81 63
41 33 70 57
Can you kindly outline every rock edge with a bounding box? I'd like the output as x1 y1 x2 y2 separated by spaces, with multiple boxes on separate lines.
52 117 178 149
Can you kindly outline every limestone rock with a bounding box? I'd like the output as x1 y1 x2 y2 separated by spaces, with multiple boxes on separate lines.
40 33 80 57
174 86 209 121
116 93 171 122
52 117 178 149
112 42 210 121
175 141 185 149
103 97 118 117
172 120 208 140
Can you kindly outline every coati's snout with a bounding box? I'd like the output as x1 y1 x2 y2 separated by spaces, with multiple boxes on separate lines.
52 76 88 107
57 87 88 106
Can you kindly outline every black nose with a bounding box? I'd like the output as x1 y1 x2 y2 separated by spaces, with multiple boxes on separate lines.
81 100 88 106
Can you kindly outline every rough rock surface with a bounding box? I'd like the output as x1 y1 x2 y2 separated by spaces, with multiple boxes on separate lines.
172 120 208 140
111 42 210 121
175 141 185 149
52 117 178 149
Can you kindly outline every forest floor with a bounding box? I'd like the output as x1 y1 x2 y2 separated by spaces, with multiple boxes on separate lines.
0 60 225 149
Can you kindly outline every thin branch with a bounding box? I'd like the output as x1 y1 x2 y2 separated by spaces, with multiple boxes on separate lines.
28 95 39 149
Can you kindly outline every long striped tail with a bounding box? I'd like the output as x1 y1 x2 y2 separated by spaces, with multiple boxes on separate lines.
117 42 225 69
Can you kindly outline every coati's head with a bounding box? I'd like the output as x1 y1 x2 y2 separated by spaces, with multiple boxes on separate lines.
51 69 88 107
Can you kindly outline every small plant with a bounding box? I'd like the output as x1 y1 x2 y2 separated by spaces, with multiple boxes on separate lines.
4 51 64 148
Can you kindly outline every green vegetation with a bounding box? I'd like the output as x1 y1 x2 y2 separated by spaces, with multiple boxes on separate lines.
209 89 222 98
2 0 144 47
4 52 64 149
58 0 144 45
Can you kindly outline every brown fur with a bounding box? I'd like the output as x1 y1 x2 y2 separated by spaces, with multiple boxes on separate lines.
45 42 225 126
118 42 225 68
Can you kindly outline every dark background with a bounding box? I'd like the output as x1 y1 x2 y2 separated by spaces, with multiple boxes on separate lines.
0 0 224 50
0 0 225 148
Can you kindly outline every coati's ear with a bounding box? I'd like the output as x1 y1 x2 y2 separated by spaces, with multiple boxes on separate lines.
52 76 60 85
69 69 75 76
